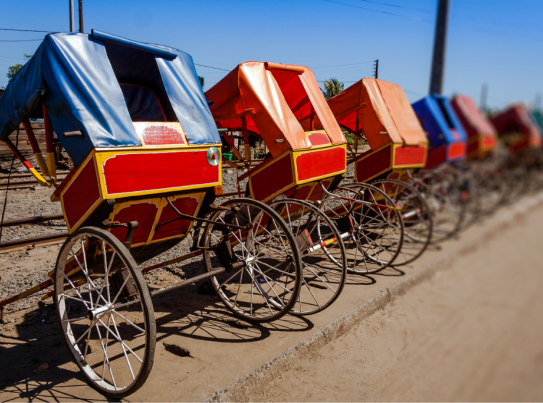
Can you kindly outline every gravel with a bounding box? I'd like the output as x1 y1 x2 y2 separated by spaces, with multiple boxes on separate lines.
0 160 354 318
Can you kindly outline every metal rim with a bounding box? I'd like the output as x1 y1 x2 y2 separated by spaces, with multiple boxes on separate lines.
54 227 155 397
270 198 347 316
321 183 404 274
370 179 433 266
202 198 303 322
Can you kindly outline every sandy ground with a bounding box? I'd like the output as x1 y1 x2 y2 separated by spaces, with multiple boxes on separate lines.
255 207 543 402
0 183 540 402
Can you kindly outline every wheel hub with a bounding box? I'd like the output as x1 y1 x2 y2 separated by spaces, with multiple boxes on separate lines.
87 303 114 321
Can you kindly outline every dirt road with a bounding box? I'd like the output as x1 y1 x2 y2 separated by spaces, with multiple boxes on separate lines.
254 208 543 401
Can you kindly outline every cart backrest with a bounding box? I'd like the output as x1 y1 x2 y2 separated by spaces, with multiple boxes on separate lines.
326 78 427 150
491 104 542 150
205 62 346 158
450 95 496 139
411 95 467 149
0 31 220 167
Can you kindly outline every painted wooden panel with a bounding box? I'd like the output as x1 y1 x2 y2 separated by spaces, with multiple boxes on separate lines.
152 196 199 241
102 150 219 196
355 145 392 182
249 154 294 201
62 156 101 230
296 147 346 182
447 142 467 161
110 202 160 245
393 145 426 168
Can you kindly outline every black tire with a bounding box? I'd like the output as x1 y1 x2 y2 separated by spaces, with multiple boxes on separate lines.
202 198 303 323
54 226 155 398
370 178 433 265
270 198 347 316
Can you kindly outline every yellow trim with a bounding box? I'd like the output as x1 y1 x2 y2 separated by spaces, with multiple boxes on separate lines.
94 145 222 199
34 154 49 177
293 144 347 185
29 168 50 187
391 143 428 169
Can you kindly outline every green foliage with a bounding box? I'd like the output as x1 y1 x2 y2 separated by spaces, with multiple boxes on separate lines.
6 54 33 81
321 78 344 100
198 75 205 89
344 131 355 145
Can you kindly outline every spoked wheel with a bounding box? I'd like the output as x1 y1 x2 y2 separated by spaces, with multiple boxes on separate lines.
269 198 347 316
54 227 155 398
370 179 433 266
320 183 404 274
202 198 303 323
409 170 466 243
471 168 508 215
444 167 481 230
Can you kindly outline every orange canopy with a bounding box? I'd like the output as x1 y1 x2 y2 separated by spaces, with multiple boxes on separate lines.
450 95 496 138
205 62 345 157
325 78 427 150
491 103 541 147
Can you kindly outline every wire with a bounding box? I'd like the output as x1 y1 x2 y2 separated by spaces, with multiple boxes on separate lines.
323 0 431 22
311 61 375 70
324 0 404 16
359 0 430 13
0 28 54 33
194 63 230 72
0 127 19 245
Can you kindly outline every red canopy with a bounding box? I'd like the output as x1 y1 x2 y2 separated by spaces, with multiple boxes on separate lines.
491 103 541 148
205 62 345 157
326 78 427 150
450 95 496 138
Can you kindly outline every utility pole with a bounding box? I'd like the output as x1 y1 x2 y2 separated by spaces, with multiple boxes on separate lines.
480 83 488 112
429 0 450 94
78 0 84 33
535 93 542 111
374 59 379 79
69 0 75 32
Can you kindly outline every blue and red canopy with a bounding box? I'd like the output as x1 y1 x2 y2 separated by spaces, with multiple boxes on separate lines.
0 31 219 166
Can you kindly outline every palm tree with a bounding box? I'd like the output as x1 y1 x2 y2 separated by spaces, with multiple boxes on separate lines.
199 76 205 89
321 78 344 100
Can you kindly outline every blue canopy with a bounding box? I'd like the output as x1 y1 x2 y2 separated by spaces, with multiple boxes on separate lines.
0 31 219 166
411 95 467 149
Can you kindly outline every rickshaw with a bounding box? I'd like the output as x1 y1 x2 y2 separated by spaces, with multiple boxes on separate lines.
411 95 471 239
324 78 433 265
0 32 305 397
205 62 404 298
450 94 508 212
491 103 543 192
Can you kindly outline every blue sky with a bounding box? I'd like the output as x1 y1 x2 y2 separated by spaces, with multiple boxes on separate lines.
0 0 542 110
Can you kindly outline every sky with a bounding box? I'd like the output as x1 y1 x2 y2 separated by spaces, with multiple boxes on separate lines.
0 0 542 111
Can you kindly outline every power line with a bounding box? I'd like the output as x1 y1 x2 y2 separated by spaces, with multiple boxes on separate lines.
311 61 375 70
359 0 430 13
323 0 431 22
0 27 54 33
194 63 230 72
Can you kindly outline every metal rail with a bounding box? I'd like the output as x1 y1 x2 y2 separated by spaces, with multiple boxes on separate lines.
0 214 64 227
